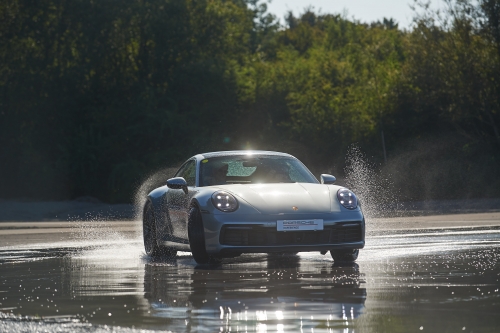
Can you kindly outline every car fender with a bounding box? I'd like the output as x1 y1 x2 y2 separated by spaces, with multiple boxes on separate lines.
147 185 174 243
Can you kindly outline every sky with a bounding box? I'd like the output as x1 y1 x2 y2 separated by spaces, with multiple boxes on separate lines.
264 0 442 30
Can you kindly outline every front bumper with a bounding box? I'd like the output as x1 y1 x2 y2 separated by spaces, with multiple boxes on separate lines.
202 211 365 254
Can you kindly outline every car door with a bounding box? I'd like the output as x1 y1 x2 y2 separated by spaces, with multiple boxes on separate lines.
166 159 196 240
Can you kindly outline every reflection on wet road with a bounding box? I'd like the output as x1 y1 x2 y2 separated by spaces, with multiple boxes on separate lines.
1 225 499 332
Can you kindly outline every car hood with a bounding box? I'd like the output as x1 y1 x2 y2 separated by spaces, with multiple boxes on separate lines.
220 183 335 214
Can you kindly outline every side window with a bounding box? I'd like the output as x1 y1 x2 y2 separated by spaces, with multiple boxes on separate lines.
176 160 196 187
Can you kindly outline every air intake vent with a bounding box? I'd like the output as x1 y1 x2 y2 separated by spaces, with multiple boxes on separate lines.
220 223 362 246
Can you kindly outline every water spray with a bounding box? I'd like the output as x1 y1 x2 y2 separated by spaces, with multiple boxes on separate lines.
344 145 403 220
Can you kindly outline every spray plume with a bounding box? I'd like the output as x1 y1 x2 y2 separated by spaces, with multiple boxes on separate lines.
344 145 403 220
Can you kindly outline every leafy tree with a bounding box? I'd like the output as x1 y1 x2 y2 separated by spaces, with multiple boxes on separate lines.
1 0 499 202
399 0 500 146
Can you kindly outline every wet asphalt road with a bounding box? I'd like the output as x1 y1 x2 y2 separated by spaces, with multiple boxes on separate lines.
0 215 500 333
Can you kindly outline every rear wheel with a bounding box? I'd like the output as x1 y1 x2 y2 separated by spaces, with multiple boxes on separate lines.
188 206 218 264
330 249 359 264
143 201 177 258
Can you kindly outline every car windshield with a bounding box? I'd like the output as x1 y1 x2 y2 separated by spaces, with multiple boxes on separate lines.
199 155 318 186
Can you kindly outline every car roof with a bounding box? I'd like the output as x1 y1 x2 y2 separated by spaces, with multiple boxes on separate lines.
195 150 295 160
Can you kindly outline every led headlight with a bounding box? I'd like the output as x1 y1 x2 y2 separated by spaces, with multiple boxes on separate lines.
337 188 358 210
212 191 239 212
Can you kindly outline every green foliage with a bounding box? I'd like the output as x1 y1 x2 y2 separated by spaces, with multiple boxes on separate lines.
397 0 500 146
0 0 253 202
243 12 405 156
1 0 499 202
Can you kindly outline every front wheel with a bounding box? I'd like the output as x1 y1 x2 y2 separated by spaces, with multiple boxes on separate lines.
188 206 218 264
330 249 359 264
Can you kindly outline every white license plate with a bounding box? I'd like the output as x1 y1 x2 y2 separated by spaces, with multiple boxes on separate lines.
277 219 324 231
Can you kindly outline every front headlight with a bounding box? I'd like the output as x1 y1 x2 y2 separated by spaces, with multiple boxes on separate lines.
337 188 358 210
212 191 239 212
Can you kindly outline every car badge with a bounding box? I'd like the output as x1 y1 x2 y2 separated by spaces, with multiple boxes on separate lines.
292 206 299 211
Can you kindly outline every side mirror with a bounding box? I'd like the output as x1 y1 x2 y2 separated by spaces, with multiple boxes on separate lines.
166 177 188 194
320 174 336 185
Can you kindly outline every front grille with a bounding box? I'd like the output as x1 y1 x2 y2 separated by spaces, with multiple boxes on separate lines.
219 223 362 246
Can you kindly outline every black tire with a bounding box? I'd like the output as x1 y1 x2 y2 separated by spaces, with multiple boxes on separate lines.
143 201 177 258
188 206 218 264
330 249 359 264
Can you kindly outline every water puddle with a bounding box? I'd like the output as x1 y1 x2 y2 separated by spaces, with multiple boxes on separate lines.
1 225 499 332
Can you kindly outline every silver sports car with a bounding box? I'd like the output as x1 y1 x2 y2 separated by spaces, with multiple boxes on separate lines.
143 150 365 264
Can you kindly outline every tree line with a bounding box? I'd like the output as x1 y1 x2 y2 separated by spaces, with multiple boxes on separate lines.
1 0 499 202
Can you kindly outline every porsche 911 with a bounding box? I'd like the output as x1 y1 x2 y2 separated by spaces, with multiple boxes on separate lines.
143 150 365 264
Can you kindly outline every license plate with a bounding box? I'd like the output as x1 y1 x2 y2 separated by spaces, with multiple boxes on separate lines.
277 219 324 231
